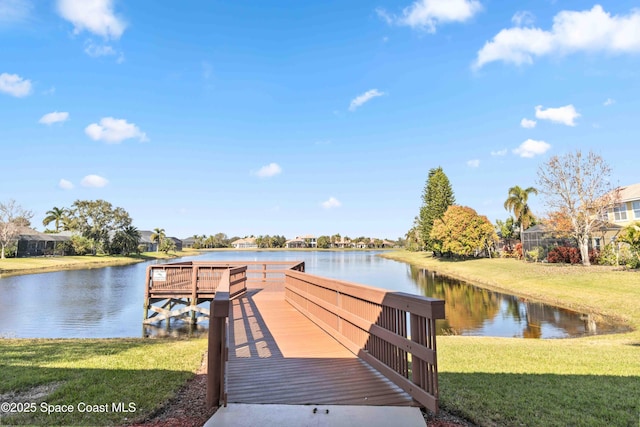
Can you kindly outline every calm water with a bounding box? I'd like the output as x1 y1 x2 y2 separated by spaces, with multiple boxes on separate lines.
0 251 629 338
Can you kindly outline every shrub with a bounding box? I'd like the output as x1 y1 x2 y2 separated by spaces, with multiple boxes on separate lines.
598 243 618 266
514 243 523 260
597 243 638 267
547 246 581 264
526 246 546 262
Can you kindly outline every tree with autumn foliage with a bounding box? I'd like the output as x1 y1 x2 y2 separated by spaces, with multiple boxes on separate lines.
430 205 498 258
537 150 618 266
543 209 574 239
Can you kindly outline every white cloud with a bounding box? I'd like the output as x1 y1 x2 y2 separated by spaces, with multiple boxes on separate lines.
0 0 32 25
81 174 108 188
39 111 69 125
474 5 640 69
349 89 384 111
467 159 480 168
254 163 282 178
84 40 117 57
0 73 32 97
58 179 74 190
491 149 507 156
57 0 126 39
513 139 551 158
377 0 481 33
511 11 535 27
535 104 580 126
603 98 615 106
85 117 148 143
321 197 341 209
520 118 537 128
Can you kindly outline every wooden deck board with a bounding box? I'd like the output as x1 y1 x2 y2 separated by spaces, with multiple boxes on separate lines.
226 282 416 406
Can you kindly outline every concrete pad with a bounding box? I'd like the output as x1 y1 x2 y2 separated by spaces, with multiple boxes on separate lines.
204 404 426 427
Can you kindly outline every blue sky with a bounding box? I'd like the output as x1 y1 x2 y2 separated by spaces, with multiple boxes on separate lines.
1 0 639 240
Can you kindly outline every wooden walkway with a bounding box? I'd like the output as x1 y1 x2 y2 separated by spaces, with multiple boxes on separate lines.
226 280 416 406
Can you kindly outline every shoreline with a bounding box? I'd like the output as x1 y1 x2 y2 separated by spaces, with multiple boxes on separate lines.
0 251 196 278
380 250 638 330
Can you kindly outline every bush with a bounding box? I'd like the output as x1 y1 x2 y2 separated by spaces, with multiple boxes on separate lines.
2 242 17 258
526 246 546 262
547 246 581 264
597 243 638 267
546 246 601 265
598 243 618 266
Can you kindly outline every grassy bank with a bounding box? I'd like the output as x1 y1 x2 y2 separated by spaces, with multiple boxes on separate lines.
382 251 640 426
0 250 198 277
0 338 208 426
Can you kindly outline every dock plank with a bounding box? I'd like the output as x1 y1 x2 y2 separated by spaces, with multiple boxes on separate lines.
226 282 416 406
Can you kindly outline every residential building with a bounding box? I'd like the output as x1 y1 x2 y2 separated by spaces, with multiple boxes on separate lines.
231 237 258 249
285 238 306 248
15 227 72 257
295 235 317 248
603 182 640 227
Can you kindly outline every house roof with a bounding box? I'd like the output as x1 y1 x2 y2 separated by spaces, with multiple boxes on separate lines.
232 237 256 245
618 183 640 203
16 227 73 242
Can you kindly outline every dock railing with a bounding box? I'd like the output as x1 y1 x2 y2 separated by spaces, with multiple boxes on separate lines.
207 269 230 408
284 270 445 412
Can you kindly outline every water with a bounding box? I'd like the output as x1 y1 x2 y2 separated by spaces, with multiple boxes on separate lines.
0 251 629 338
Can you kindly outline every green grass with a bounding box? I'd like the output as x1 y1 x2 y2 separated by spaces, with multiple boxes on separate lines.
0 250 196 277
0 338 208 426
383 251 640 427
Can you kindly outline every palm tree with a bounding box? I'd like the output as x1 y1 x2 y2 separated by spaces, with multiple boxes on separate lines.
150 228 166 252
112 225 141 255
504 186 539 240
42 207 68 232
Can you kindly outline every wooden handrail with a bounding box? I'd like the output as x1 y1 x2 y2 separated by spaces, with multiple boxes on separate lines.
284 270 445 412
207 269 230 409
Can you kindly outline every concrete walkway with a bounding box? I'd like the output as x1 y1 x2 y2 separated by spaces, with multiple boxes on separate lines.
203 404 426 427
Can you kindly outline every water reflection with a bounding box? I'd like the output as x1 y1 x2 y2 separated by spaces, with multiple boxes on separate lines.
409 266 629 338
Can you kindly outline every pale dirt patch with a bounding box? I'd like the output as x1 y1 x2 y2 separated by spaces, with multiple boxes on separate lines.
0 382 62 404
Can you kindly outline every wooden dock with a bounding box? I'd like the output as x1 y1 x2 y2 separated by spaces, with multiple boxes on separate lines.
227 281 415 406
145 261 445 412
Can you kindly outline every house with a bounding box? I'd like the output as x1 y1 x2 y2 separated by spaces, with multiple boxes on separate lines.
15 227 72 257
138 231 183 252
285 238 306 248
181 236 196 248
603 183 640 227
138 230 158 252
521 183 640 255
299 235 317 248
334 237 354 248
231 237 258 249
286 235 317 248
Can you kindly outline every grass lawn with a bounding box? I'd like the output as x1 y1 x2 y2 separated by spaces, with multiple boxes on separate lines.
0 338 208 426
0 250 199 277
383 251 640 427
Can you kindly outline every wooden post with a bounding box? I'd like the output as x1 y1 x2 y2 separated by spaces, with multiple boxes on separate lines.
410 313 422 388
207 270 230 409
190 265 199 325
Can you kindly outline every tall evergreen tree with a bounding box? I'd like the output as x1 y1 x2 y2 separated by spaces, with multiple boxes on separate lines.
419 167 455 251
